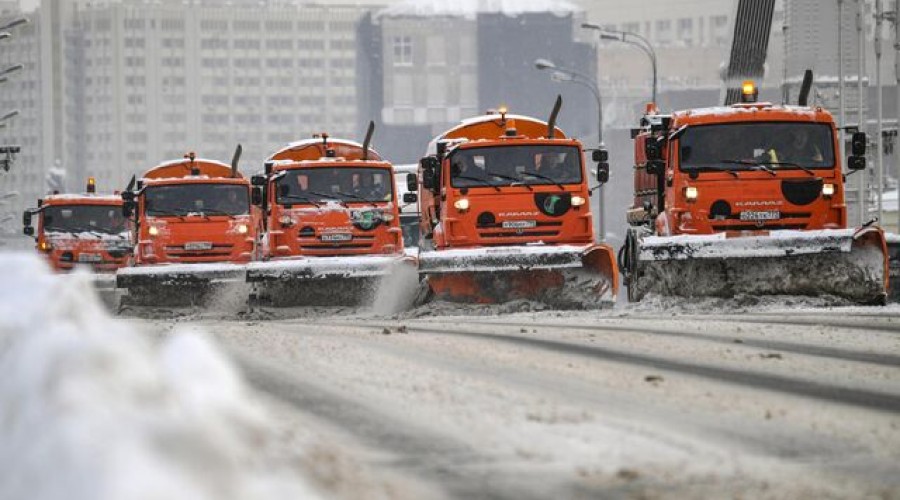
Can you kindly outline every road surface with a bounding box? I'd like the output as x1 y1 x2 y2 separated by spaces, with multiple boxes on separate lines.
128 304 900 499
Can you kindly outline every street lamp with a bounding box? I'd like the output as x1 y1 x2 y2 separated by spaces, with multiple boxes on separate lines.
0 63 23 78
0 17 28 31
0 110 19 122
534 57 607 241
582 22 658 105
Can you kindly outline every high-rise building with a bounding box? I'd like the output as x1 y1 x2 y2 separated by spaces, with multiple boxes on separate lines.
0 0 377 237
358 0 597 162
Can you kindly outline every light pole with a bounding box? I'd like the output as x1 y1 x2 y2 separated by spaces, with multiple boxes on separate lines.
582 22 658 104
534 57 606 241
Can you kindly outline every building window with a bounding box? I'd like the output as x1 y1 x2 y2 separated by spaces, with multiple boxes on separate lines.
655 19 672 44
393 36 412 66
711 15 729 46
677 18 693 46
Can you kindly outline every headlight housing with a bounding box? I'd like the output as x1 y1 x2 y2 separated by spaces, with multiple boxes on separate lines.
454 198 470 211
822 183 835 197
237 223 249 234
571 195 586 207
148 226 159 236
38 240 52 252
684 186 698 202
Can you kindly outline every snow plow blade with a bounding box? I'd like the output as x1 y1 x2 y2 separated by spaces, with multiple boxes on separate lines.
418 244 618 309
888 233 900 302
116 263 248 307
246 255 414 307
628 227 889 304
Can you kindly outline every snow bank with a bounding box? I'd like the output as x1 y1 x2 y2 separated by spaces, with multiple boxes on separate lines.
0 253 320 500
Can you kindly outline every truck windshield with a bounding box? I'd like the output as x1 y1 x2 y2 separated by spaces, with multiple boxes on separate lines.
144 183 249 216
399 214 420 248
449 145 582 188
679 122 835 172
43 204 127 235
276 167 394 205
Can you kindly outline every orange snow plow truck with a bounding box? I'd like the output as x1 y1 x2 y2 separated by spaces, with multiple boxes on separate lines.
116 147 261 306
246 124 412 306
620 76 890 303
412 96 618 308
23 177 131 273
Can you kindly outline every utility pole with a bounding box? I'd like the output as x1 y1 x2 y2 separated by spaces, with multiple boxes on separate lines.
858 0 868 226
877 0 885 223
839 0 847 178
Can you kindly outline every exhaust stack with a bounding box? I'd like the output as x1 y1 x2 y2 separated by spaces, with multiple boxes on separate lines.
362 121 375 161
798 69 813 106
547 95 562 139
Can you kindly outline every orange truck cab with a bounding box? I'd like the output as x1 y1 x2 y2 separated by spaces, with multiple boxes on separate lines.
23 178 131 272
621 79 889 303
245 131 410 306
116 151 262 306
413 98 618 308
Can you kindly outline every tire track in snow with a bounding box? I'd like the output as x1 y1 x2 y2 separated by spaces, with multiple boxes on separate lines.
349 323 900 414
449 319 900 367
232 352 580 500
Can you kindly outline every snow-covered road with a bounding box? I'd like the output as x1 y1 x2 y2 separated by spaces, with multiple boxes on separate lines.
131 305 900 499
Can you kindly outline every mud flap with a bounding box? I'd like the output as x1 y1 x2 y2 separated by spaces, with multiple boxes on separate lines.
418 244 618 309
116 263 248 307
246 255 413 307
629 227 889 304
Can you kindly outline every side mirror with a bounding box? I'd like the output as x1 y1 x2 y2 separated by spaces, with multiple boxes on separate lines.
596 163 610 184
851 132 867 156
644 137 662 162
420 156 440 191
403 192 418 204
848 155 866 171
122 200 135 218
251 186 263 206
22 210 31 228
406 173 418 192
251 174 267 187
592 149 608 163
23 226 34 236
121 190 135 202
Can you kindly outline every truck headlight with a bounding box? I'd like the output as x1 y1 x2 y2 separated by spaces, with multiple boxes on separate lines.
237 223 249 234
38 240 52 252
684 186 698 201
571 195 586 207
148 226 159 236
454 198 470 211
822 183 835 197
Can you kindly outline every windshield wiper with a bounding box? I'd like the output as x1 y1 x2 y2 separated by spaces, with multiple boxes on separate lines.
280 194 322 208
701 161 741 178
454 175 501 192
332 190 380 208
520 171 566 190
487 171 533 191
767 161 817 176
198 207 244 217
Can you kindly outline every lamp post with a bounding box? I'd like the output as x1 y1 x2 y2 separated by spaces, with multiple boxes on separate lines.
534 57 606 240
582 23 658 104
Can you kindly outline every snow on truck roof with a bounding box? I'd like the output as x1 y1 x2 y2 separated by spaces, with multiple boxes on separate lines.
427 114 568 155
378 0 580 19
671 104 832 123
269 137 383 162
43 194 123 204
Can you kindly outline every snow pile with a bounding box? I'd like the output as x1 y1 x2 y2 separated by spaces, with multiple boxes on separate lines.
378 0 579 19
0 253 320 500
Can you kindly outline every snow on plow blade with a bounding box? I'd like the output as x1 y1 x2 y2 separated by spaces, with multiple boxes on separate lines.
246 255 411 306
888 233 900 302
632 227 889 304
418 244 618 309
116 263 248 307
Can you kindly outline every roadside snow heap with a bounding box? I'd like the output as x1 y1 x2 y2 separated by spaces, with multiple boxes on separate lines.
0 253 320 500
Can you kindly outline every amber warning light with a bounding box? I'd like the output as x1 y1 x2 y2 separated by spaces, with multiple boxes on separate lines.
740 80 758 103
86 176 96 193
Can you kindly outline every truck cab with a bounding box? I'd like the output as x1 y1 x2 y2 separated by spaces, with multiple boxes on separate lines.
631 86 865 237
417 112 605 250
23 178 131 272
257 136 404 259
123 154 260 266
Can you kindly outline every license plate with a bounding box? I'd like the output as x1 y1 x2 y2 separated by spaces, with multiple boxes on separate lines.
321 233 352 242
78 253 101 263
739 210 780 221
502 220 537 229
184 241 213 251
